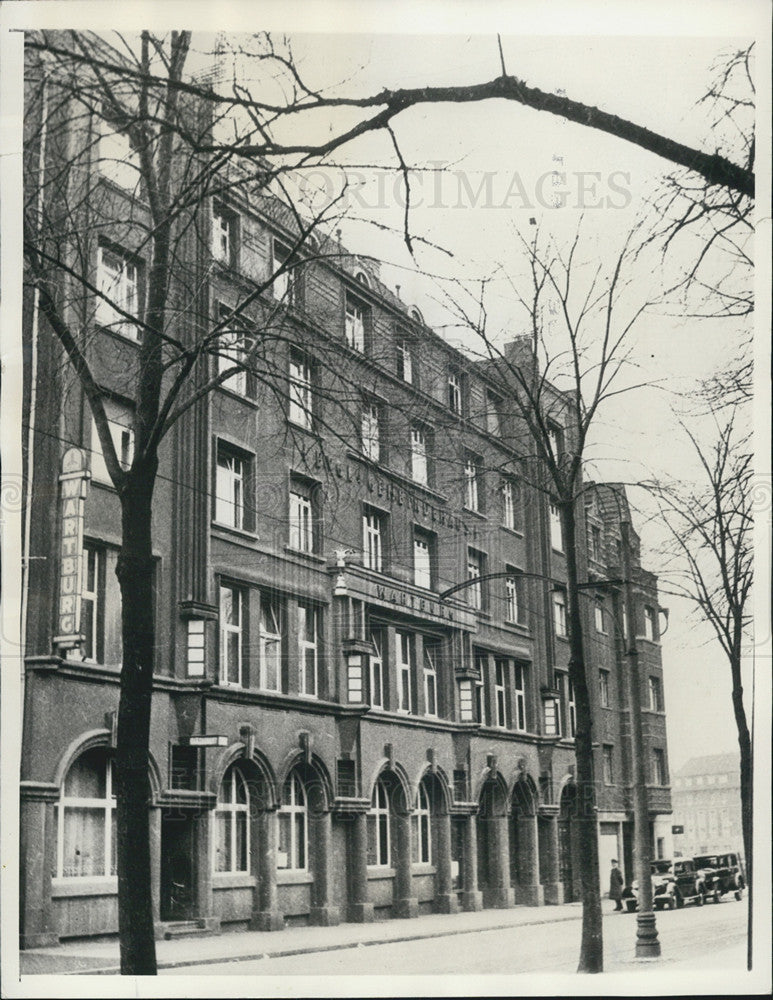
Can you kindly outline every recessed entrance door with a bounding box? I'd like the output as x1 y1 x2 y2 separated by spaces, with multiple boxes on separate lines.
160 812 196 921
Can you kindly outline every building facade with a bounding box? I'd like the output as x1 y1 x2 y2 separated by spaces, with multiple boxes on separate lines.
670 754 742 858
20 50 672 946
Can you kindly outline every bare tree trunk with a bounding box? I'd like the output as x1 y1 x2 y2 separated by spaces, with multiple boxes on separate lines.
115 467 158 975
563 503 603 973
729 623 753 969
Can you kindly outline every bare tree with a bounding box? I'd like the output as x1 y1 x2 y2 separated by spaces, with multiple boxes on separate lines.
436 223 654 972
653 408 753 896
22 29 406 974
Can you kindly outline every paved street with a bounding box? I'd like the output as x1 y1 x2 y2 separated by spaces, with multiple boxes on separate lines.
162 898 747 977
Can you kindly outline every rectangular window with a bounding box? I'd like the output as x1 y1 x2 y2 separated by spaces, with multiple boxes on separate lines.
501 477 522 532
486 391 503 437
212 201 237 266
363 507 386 572
289 349 313 429
644 606 657 641
648 675 663 712
413 530 433 589
549 502 564 552
215 445 249 530
602 744 614 785
423 641 439 717
361 399 381 462
216 303 252 397
220 583 244 687
466 548 484 610
448 371 462 414
98 114 140 189
272 240 297 305
73 542 122 666
494 658 507 728
368 625 385 708
298 603 319 697
396 631 413 713
474 651 487 726
567 677 576 738
90 407 134 485
513 662 527 732
505 569 525 625
548 423 563 460
464 454 481 512
653 748 667 785
594 602 606 633
345 296 367 351
599 669 610 708
80 545 103 662
410 425 428 485
397 339 413 383
96 244 142 339
289 476 319 554
259 592 283 691
553 589 567 637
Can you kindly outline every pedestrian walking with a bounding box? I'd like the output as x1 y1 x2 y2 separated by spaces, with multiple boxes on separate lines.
609 859 624 911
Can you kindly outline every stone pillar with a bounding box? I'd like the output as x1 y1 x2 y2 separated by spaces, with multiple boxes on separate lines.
487 812 515 908
516 813 544 906
251 808 283 931
195 808 220 931
347 811 374 923
19 786 59 948
393 809 419 918
539 811 564 905
434 810 458 914
149 807 161 925
460 813 483 911
310 810 339 926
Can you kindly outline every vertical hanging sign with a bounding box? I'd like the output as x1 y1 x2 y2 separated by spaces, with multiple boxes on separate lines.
53 447 90 651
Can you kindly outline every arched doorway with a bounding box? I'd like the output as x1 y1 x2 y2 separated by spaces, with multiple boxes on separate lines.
558 782 579 902
510 778 542 905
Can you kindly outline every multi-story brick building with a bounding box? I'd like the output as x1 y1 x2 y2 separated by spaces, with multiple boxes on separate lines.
670 753 742 858
19 44 672 946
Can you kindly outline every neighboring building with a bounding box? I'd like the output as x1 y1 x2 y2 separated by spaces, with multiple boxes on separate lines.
670 754 742 858
20 44 672 946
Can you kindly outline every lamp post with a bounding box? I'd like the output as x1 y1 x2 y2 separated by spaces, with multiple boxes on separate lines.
621 520 661 958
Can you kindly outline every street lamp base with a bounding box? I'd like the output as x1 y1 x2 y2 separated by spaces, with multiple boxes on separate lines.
635 910 662 958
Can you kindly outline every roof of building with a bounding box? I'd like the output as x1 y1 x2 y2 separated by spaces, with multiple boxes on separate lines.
675 752 739 777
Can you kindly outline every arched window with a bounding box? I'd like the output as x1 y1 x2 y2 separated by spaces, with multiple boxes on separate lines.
278 771 307 870
214 764 249 873
367 777 391 868
57 747 115 879
413 782 432 864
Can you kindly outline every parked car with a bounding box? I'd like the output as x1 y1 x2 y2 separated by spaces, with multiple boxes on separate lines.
653 858 707 909
621 860 673 912
694 852 745 902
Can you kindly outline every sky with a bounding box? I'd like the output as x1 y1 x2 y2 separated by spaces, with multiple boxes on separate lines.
1 1 769 778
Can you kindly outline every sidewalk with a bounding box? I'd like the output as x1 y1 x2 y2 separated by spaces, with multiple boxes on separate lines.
20 901 587 976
